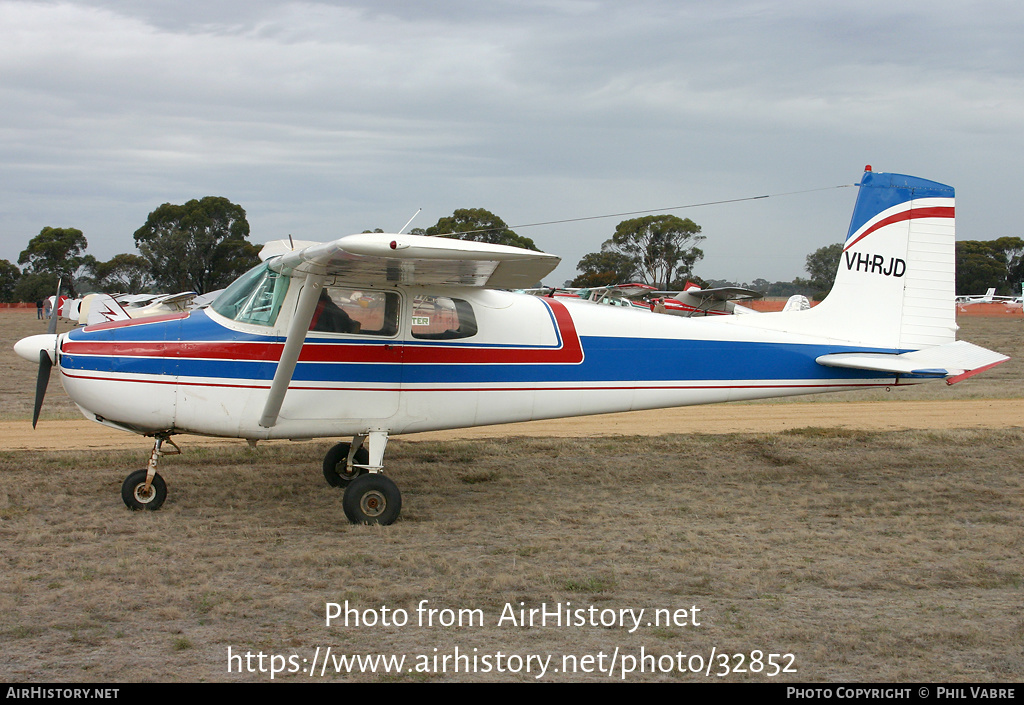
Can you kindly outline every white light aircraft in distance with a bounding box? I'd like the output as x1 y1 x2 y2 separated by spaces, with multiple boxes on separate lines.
654 282 762 317
14 167 1009 525
955 287 1023 306
954 288 998 305
537 282 761 316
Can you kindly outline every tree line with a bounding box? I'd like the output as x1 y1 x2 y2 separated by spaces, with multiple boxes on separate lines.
2 200 1020 303
2 197 262 302
0 203 542 303
571 226 1024 299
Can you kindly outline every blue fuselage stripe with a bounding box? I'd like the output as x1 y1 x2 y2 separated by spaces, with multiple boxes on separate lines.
61 336 891 384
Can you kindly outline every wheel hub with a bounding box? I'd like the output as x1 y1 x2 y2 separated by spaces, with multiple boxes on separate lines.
360 490 386 517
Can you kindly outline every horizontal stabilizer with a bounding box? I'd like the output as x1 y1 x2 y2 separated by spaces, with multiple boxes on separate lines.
816 341 1009 382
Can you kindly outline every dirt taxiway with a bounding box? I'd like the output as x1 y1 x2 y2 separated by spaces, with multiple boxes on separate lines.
2 398 1021 452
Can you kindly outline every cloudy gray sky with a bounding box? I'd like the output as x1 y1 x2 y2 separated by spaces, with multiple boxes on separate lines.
3 0 1023 286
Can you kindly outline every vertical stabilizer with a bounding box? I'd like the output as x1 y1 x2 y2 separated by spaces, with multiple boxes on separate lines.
836 169 956 348
84 293 131 326
742 168 957 350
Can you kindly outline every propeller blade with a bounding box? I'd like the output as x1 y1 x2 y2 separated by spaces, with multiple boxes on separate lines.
32 349 53 429
47 277 62 335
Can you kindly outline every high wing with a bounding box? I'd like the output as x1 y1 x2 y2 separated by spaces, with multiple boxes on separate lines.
647 285 764 317
263 232 560 289
600 283 658 299
257 233 561 428
117 293 163 307
189 289 225 308
571 283 657 308
668 286 762 303
148 291 199 309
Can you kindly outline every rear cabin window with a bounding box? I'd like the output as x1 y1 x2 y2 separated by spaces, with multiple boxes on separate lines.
410 295 477 340
309 288 399 337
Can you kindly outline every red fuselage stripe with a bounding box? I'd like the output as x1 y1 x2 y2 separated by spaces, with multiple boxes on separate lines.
63 300 585 365
844 205 954 251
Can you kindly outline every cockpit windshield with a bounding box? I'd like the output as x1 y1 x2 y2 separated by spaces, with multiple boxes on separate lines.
211 263 290 326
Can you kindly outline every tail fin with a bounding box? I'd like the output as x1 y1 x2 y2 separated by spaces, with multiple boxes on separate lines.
825 168 956 348
741 168 957 350
83 293 131 326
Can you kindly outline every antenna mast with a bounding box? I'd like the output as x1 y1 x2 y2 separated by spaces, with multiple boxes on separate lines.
398 208 422 234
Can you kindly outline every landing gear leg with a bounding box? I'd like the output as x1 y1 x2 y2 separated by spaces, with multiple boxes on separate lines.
341 431 402 525
122 434 179 511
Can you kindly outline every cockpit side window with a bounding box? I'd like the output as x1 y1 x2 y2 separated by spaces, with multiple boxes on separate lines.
410 295 478 340
211 263 290 326
310 288 400 337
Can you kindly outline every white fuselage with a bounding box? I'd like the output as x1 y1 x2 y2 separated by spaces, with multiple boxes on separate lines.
56 285 905 440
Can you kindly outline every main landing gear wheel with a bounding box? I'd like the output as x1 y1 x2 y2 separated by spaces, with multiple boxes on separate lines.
323 442 370 488
342 474 402 525
122 469 167 511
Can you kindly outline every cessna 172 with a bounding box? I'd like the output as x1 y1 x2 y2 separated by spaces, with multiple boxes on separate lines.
14 167 1009 525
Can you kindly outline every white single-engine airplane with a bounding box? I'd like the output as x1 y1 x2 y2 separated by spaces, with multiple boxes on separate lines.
654 283 762 317
955 288 999 305
14 167 1009 525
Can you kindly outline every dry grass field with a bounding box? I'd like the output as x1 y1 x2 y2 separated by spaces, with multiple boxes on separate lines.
1 308 1022 683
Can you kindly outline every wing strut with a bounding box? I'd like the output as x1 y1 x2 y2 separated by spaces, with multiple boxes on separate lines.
259 273 324 429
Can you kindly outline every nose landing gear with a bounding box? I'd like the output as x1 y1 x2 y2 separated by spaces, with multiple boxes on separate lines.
121 434 179 511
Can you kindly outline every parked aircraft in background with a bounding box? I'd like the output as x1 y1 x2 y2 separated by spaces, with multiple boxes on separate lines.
57 291 203 327
651 282 761 317
574 283 657 309
14 167 1008 525
520 283 650 308
955 286 1023 307
46 294 68 319
955 288 999 305
531 282 762 317
118 291 198 317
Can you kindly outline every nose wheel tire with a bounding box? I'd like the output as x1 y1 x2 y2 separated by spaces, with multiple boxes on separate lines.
342 474 401 525
323 442 370 487
122 469 167 511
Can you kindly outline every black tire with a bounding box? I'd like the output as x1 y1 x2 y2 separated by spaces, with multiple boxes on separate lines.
342 474 402 525
122 469 167 511
322 442 370 488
